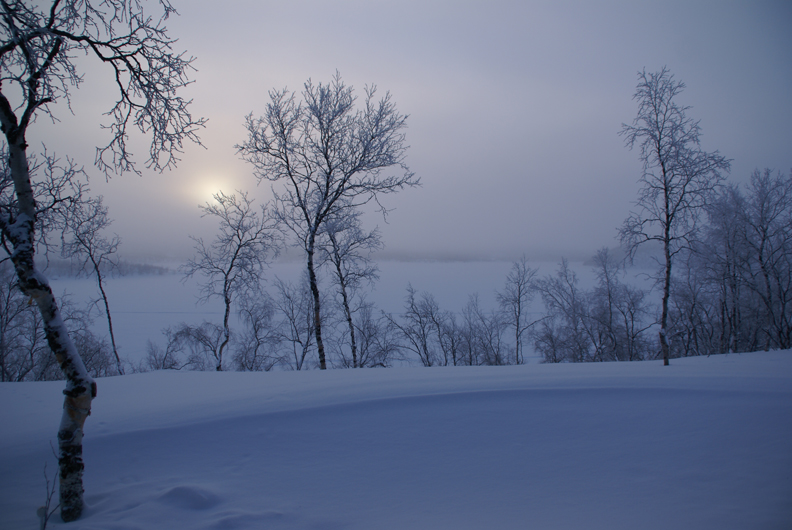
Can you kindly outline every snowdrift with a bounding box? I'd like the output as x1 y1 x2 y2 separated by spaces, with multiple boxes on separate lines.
1 352 791 529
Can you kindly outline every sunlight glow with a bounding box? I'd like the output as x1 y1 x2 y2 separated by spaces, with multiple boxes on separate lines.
188 175 234 205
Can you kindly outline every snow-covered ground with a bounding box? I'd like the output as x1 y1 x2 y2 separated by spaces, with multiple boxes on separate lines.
1 351 790 529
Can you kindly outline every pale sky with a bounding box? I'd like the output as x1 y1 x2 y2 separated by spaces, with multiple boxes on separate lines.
31 0 792 263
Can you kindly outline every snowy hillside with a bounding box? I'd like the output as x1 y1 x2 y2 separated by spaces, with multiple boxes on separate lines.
1 352 790 529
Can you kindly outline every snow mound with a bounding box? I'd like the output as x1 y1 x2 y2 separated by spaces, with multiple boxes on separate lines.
158 485 222 510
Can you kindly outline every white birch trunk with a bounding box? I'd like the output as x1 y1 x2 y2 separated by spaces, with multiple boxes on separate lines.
1 115 96 522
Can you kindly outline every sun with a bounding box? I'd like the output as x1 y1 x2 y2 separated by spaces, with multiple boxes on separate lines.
189 175 233 205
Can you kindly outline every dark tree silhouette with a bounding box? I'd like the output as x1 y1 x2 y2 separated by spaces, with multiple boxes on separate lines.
620 67 730 366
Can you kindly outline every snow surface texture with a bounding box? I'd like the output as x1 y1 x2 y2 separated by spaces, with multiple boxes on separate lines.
1 352 791 529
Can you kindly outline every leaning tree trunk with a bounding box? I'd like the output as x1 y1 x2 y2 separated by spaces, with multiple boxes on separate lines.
1 122 96 522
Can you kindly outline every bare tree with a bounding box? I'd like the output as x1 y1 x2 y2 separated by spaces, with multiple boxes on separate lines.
736 169 792 349
0 260 118 380
589 248 653 361
676 171 792 356
431 308 462 367
534 259 593 363
142 322 228 372
700 185 757 353
0 0 203 518
176 321 225 371
233 293 280 371
0 261 47 380
462 294 508 366
62 196 123 374
182 191 277 371
238 73 417 369
589 249 622 359
1 150 88 258
389 286 440 367
619 67 730 366
319 209 382 368
272 277 316 371
141 335 186 372
667 252 721 357
349 303 403 368
497 255 539 364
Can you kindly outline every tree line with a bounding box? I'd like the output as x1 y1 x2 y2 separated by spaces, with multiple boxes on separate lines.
139 162 792 372
5 68 789 380
136 68 790 370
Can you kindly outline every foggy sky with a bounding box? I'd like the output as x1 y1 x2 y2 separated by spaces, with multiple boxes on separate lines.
31 0 792 263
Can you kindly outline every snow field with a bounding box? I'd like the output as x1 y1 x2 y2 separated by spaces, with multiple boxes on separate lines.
1 351 790 529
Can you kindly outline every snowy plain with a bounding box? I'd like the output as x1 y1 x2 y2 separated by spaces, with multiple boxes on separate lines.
1 351 791 529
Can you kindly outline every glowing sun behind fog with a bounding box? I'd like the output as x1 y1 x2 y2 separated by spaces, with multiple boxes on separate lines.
187 174 238 206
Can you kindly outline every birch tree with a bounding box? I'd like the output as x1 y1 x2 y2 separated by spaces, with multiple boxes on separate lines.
272 276 316 371
619 67 730 366
239 73 417 369
182 191 278 371
234 293 280 372
738 169 792 349
319 209 381 368
62 196 123 374
700 185 755 353
534 259 593 363
589 248 653 361
389 286 440 367
0 0 203 520
497 255 538 364
350 303 403 368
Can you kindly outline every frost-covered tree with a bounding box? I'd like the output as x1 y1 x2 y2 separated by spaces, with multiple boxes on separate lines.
182 191 278 371
461 294 508 366
534 259 593 363
533 254 653 363
389 286 441 367
619 67 730 366
272 276 317 371
699 185 757 353
0 262 117 381
319 209 382 368
239 73 417 369
737 169 792 350
349 303 402 368
62 196 123 374
233 293 280 372
0 0 203 519
667 169 792 354
588 248 653 361
497 255 538 364
142 332 186 371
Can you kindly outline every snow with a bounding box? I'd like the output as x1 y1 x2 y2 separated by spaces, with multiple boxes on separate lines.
1 352 791 529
